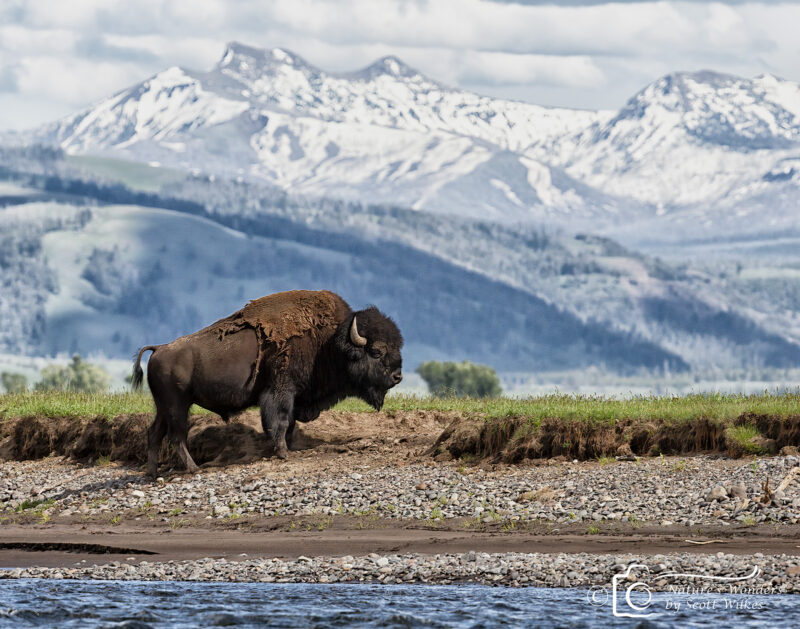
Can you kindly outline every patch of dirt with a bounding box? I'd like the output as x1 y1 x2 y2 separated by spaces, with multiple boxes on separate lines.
2 522 799 569
0 409 452 467
428 414 800 463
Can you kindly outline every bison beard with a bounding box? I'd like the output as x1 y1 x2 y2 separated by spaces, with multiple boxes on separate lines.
132 290 403 477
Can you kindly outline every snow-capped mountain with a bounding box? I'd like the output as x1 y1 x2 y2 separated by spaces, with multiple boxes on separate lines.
548 71 800 210
16 43 624 225
17 43 800 240
46 42 601 155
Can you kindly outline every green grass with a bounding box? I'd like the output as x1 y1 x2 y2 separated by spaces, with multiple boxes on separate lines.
13 498 55 512
725 425 768 455
0 391 211 421
333 392 800 425
1 391 799 425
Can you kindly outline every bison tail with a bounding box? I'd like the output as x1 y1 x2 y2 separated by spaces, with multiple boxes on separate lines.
131 345 159 391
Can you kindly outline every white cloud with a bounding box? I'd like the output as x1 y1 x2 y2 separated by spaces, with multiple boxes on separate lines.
1 0 800 130
15 55 144 105
454 51 605 88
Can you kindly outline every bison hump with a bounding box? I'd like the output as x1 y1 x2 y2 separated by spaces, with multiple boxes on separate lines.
215 290 344 347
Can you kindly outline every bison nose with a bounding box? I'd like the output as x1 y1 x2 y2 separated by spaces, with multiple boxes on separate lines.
391 370 403 385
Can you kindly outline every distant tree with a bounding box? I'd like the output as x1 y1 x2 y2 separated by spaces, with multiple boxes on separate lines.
36 355 111 393
416 361 502 398
1 372 28 393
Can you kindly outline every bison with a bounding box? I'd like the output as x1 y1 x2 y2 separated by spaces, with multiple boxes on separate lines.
132 290 403 477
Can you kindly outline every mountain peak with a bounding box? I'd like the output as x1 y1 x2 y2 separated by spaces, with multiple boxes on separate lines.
647 70 736 97
217 42 312 72
615 70 740 118
353 55 420 81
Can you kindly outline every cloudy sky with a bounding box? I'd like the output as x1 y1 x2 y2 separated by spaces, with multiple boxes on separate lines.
1 0 799 130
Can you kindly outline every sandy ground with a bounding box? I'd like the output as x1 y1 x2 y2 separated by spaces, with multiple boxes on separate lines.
2 522 800 570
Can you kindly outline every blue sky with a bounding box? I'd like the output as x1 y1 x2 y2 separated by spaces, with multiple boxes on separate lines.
1 0 799 130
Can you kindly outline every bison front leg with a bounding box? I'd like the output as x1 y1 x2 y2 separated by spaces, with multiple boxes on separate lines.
259 389 294 459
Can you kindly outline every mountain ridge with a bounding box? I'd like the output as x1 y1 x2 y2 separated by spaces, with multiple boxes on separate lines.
15 42 799 242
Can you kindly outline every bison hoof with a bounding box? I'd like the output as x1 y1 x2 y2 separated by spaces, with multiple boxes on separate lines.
276 446 289 460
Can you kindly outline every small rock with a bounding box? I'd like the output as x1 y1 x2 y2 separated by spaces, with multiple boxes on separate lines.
212 504 231 517
705 485 728 502
728 482 747 501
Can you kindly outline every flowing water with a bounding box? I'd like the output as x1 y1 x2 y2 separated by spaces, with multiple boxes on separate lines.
0 580 797 628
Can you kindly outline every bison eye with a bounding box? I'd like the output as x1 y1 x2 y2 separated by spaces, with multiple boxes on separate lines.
369 348 384 358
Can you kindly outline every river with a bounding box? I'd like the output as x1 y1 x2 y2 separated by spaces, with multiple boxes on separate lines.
1 580 798 628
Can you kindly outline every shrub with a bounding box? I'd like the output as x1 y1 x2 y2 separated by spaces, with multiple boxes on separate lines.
1 372 28 393
416 360 502 398
36 355 111 393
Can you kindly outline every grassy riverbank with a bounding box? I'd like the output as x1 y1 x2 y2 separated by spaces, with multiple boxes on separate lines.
2 391 800 423
337 391 800 424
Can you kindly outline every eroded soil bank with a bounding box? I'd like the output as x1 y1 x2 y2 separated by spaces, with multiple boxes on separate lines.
429 413 800 462
0 409 452 466
2 408 799 466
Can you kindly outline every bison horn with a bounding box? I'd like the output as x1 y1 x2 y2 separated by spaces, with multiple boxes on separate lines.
350 316 368 347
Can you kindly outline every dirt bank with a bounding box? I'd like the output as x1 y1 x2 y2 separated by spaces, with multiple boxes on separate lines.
0 409 453 467
3 408 800 467
429 413 800 462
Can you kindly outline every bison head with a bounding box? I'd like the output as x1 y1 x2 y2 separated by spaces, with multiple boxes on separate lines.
336 307 403 410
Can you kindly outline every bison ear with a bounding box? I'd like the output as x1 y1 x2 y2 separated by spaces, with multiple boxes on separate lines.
350 316 368 347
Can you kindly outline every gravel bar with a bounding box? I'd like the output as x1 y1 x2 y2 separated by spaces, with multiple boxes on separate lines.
2 551 798 592
3 455 800 526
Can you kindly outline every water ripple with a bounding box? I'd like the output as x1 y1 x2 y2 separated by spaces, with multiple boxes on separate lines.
0 581 797 628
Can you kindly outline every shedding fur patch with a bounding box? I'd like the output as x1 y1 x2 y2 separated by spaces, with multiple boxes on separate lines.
212 290 343 386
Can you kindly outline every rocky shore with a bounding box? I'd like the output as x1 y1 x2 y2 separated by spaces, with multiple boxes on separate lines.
4 550 799 593
2 454 799 527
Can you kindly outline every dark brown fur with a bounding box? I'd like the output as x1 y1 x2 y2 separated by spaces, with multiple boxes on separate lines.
132 290 403 476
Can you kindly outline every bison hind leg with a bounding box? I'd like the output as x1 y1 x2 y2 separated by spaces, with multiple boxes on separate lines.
147 410 168 478
176 439 199 474
166 404 198 473
151 398 198 475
